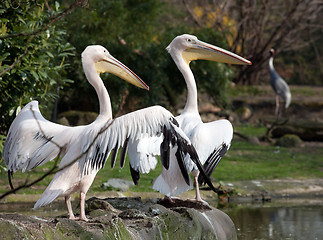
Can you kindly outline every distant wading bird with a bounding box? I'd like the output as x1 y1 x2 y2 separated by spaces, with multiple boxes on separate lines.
129 34 251 202
269 48 291 117
3 45 214 221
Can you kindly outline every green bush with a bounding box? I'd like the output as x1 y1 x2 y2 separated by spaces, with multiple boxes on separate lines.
275 134 302 148
0 1 75 134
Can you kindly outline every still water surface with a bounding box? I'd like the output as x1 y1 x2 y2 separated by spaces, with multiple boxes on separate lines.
0 198 322 239
223 199 323 240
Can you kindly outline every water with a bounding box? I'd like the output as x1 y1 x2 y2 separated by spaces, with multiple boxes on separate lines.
223 199 323 240
0 200 67 218
1 198 323 239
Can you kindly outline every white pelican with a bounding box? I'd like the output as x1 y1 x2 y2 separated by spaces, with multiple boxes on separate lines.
129 34 251 202
3 45 213 221
269 48 291 117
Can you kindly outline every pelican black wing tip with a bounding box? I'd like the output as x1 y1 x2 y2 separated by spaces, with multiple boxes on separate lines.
8 170 16 193
129 163 140 185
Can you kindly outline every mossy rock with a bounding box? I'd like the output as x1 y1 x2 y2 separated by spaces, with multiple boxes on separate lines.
0 198 237 240
0 220 33 240
275 134 302 147
102 218 132 240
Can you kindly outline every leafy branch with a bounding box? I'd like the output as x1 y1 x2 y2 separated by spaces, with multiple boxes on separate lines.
0 0 87 40
0 1 86 78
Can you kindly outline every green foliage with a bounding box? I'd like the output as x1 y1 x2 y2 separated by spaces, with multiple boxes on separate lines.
0 0 239 131
60 0 235 114
59 0 170 113
283 44 323 85
0 0 75 134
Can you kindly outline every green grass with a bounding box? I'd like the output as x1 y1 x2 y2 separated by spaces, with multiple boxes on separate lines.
290 85 320 97
215 140 323 182
228 85 266 98
234 124 267 137
229 84 322 98
0 126 322 196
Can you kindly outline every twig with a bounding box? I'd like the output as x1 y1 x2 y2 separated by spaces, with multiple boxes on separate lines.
0 36 33 77
114 90 129 118
233 131 249 140
263 117 289 142
182 0 204 27
1 154 60 200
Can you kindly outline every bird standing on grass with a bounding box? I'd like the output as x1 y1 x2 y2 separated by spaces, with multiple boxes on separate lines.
269 48 291 117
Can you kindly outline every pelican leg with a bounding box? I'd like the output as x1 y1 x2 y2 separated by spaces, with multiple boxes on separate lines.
65 195 78 220
79 192 88 222
190 170 209 205
193 170 203 202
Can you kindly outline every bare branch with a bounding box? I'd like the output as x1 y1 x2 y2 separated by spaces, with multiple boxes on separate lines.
182 0 204 27
114 90 129 118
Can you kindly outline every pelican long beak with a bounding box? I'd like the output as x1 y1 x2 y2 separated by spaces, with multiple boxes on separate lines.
182 40 252 66
95 56 149 90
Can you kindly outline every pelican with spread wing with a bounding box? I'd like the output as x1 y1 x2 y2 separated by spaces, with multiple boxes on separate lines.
3 45 213 221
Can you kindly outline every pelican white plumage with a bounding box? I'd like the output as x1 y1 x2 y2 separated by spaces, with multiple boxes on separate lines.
154 34 252 201
3 45 212 221
269 48 291 117
129 34 251 202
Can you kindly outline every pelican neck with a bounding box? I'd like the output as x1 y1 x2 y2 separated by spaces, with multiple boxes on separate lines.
171 52 199 114
82 60 112 119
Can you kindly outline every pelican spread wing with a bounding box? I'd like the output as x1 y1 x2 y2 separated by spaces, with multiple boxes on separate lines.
198 142 228 185
127 135 161 174
80 106 191 176
80 105 214 189
4 102 199 187
192 121 232 185
3 101 71 173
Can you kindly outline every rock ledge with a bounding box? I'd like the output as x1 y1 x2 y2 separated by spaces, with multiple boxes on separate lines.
0 197 237 240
